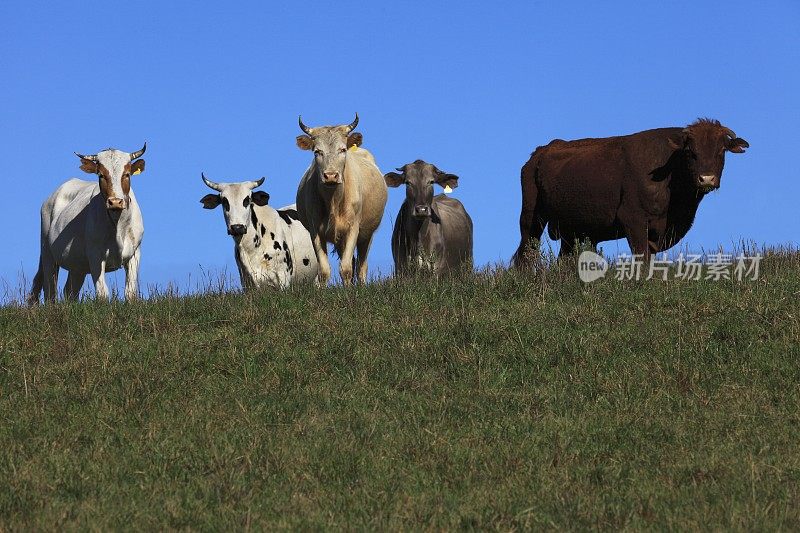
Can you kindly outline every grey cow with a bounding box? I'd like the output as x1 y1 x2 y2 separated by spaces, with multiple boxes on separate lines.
384 160 473 275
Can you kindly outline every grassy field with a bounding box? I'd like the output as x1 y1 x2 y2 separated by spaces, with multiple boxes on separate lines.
1 250 799 530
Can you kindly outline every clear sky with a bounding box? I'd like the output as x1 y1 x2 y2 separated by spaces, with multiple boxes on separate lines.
1 1 798 296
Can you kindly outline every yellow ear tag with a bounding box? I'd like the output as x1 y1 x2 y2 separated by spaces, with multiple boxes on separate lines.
349 144 358 152
132 168 142 175
443 185 453 193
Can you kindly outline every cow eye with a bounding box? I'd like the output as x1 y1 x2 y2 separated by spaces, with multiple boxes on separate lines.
339 148 347 154
222 198 230 211
314 150 324 157
243 197 250 208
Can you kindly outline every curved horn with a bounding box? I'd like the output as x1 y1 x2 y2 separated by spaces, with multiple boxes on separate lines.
346 112 359 133
721 126 737 140
248 177 266 189
75 152 98 161
395 167 405 172
201 172 222 192
298 115 312 135
130 142 147 160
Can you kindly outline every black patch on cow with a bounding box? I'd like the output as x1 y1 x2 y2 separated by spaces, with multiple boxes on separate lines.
222 197 230 211
264 253 272 261
270 232 275 240
284 249 293 273
303 258 310 266
251 208 258 228
278 208 299 225
273 241 281 250
260 225 266 236
282 241 289 251
254 234 261 248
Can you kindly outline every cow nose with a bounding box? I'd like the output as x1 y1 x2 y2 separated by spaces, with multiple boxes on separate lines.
106 197 125 210
323 172 340 184
698 174 718 190
414 205 431 217
229 224 247 236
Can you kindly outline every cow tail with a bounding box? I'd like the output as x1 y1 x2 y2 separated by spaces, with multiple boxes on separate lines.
27 256 44 305
513 148 544 267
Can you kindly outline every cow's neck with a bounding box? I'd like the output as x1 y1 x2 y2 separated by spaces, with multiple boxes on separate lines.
658 157 706 250
403 206 440 258
235 208 290 282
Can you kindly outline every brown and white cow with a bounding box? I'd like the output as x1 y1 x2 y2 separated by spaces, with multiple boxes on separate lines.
29 144 147 302
295 114 388 285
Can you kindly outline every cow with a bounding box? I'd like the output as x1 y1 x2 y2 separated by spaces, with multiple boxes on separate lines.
384 160 473 274
513 118 749 265
200 174 318 289
295 113 388 285
28 144 147 303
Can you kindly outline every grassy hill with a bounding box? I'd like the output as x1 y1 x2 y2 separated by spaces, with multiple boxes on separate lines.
1 251 799 530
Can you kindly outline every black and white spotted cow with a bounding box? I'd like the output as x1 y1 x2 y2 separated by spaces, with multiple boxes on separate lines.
200 174 318 289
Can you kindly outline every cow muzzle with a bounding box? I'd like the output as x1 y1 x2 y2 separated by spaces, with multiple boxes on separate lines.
322 171 341 186
106 197 126 211
228 224 247 236
413 205 431 218
698 174 719 193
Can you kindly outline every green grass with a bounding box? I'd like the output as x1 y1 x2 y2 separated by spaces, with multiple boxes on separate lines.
1 250 799 530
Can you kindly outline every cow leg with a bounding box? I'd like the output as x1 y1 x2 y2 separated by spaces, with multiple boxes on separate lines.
558 237 577 258
355 234 375 284
311 232 331 286
89 256 110 300
64 271 86 301
337 228 360 286
622 224 650 261
124 247 141 300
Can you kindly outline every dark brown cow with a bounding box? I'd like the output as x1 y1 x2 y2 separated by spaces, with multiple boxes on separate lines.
513 118 749 265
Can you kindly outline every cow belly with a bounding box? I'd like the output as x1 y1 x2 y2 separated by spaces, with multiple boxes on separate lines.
49 232 89 272
541 174 620 237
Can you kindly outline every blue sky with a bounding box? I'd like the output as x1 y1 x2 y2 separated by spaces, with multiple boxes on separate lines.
1 1 798 295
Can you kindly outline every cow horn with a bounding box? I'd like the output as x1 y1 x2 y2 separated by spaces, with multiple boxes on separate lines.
75 152 98 162
130 142 147 160
201 172 222 192
298 115 312 135
721 126 737 140
346 112 359 133
249 177 266 189
395 167 405 172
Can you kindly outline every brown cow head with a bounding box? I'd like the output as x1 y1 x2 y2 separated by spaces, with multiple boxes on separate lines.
296 113 362 187
669 119 749 194
384 160 459 219
76 143 146 213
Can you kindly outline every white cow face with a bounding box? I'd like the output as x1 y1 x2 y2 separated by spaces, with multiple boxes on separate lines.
76 144 146 213
200 174 269 237
295 114 362 187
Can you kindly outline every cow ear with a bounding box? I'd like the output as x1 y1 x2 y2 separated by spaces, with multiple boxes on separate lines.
200 194 221 209
667 133 686 151
384 172 404 188
436 173 459 190
346 132 363 149
296 135 313 150
131 159 145 175
251 191 270 206
727 137 749 154
79 158 99 174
